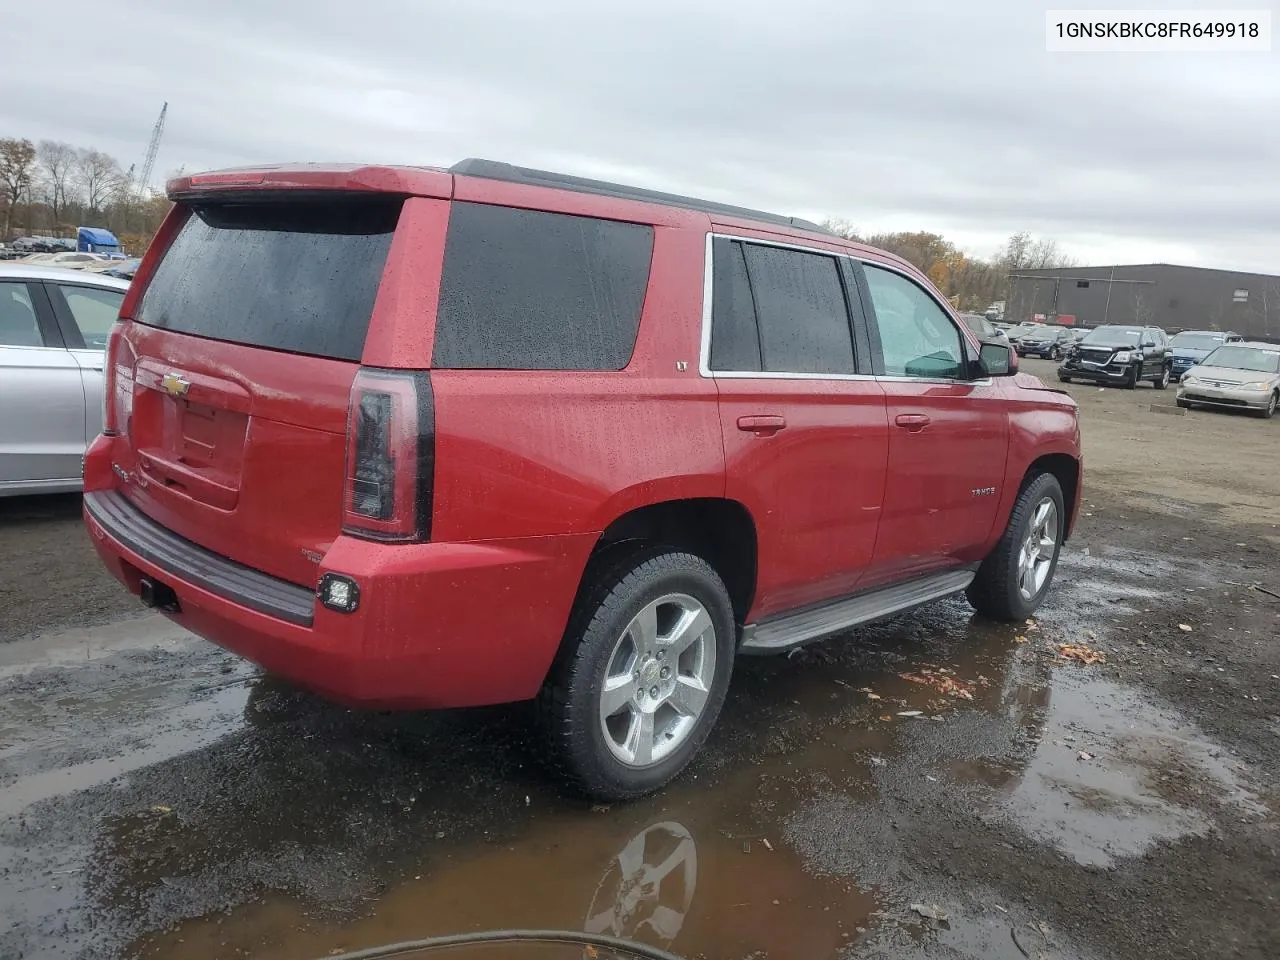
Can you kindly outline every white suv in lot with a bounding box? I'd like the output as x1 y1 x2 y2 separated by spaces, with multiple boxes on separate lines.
0 263 129 495
1176 341 1280 419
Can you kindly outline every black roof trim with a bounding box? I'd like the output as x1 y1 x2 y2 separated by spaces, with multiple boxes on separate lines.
449 158 833 235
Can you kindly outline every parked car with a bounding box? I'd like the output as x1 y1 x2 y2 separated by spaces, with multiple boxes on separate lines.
82 159 1082 800
0 263 129 496
959 313 1008 343
1057 324 1173 389
1168 330 1242 381
1011 325 1073 360
1176 342 1280 418
21 251 109 270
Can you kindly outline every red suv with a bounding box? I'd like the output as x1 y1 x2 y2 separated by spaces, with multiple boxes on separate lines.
84 159 1082 800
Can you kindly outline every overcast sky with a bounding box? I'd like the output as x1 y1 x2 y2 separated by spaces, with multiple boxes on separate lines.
6 0 1277 271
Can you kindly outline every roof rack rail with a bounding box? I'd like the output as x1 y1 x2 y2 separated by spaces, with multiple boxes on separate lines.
449 158 833 235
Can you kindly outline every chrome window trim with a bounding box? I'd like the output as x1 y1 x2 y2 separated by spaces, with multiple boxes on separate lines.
699 232 992 387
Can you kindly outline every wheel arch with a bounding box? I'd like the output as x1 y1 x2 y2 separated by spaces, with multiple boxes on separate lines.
1023 453 1081 539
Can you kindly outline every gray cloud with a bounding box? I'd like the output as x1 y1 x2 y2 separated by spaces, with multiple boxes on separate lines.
5 0 1277 271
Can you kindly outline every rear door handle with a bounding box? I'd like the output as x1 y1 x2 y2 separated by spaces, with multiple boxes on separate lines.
737 415 787 434
894 413 931 432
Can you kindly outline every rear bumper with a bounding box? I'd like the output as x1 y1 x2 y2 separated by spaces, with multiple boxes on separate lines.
83 487 596 709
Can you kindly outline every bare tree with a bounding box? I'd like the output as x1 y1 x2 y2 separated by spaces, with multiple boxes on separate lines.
821 217 860 241
37 140 78 224
1133 290 1154 324
0 137 38 235
75 148 124 214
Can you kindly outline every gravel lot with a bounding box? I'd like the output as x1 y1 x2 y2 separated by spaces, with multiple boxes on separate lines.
1 356 1277 960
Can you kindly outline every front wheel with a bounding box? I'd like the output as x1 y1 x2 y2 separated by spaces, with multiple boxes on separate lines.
540 548 736 801
1152 364 1171 389
967 472 1065 622
1262 391 1278 419
1058 374 1072 383
1124 364 1140 389
1049 346 1061 361
1176 396 1192 409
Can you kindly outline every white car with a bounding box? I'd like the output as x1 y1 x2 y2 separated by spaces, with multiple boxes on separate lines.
1176 341 1280 418
0 263 129 495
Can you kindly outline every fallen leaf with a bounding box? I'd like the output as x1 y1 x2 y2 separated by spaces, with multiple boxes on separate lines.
866 693 882 700
584 946 599 959
911 903 949 922
1014 635 1029 644
1057 643 1107 665
881 715 893 722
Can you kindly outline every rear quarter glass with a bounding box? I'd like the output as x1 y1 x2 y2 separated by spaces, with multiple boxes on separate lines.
432 202 653 370
136 197 403 361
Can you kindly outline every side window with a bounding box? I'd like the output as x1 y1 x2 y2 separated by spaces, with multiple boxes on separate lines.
0 282 45 348
862 265 965 379
741 244 855 375
434 203 654 371
58 285 124 350
709 239 762 372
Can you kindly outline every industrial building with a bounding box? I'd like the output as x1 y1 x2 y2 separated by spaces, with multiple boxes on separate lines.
1006 263 1280 341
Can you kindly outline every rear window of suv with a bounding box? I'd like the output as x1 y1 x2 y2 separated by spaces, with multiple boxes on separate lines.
136 198 402 361
433 203 653 370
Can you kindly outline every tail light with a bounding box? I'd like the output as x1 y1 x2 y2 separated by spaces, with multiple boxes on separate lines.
102 323 134 437
342 369 434 542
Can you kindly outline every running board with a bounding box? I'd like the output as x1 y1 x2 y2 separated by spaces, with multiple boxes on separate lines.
739 569 975 654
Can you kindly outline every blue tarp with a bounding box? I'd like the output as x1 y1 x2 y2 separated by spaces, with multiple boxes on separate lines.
77 227 121 252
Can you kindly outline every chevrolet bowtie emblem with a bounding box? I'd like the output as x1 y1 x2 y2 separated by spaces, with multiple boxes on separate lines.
161 372 190 398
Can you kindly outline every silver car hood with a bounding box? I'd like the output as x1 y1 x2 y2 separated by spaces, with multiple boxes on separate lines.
1185 364 1280 384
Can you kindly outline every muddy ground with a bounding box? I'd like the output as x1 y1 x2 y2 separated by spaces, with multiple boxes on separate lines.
1 357 1277 960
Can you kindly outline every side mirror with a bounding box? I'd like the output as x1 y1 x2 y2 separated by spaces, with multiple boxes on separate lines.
1141 340 1155 348
978 341 1017 377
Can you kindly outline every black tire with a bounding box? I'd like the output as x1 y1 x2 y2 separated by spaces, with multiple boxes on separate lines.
967 472 1065 622
1058 374 1071 383
1123 364 1140 389
1176 397 1191 409
1049 346 1061 361
539 547 736 801
1262 391 1278 419
1152 364 1171 389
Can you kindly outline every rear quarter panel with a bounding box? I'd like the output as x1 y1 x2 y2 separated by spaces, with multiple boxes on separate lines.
428 206 724 543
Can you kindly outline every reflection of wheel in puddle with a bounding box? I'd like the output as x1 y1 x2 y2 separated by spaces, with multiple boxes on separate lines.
584 821 697 950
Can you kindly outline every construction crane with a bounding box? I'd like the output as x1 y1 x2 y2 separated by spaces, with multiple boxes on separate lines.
136 102 168 199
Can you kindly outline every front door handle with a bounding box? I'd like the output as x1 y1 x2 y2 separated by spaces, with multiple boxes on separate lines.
737 415 787 435
894 413 931 432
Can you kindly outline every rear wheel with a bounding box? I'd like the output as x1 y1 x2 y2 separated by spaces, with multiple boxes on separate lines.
967 472 1065 622
1152 364 1171 389
1049 345 1061 361
540 548 736 801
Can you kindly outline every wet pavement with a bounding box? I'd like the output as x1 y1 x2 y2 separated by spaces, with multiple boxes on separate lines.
2 522 1274 960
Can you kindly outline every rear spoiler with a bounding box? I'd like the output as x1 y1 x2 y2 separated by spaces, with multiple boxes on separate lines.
166 164 451 201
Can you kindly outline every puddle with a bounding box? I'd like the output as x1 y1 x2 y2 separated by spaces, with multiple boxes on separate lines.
971 670 1264 868
0 552 1265 960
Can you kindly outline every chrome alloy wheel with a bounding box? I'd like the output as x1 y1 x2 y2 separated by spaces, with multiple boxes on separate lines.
598 594 717 768
1018 497 1059 601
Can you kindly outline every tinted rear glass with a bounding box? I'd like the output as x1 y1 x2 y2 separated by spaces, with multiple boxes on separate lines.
433 203 653 370
137 198 401 361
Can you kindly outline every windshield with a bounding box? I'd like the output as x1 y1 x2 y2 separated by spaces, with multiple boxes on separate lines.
1082 326 1143 347
1200 346 1280 374
1171 332 1227 351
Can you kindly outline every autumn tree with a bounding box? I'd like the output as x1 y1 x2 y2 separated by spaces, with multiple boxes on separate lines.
38 140 78 224
0 137 38 235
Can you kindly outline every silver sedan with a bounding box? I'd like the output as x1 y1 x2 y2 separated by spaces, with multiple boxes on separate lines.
0 263 130 495
1176 341 1280 418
